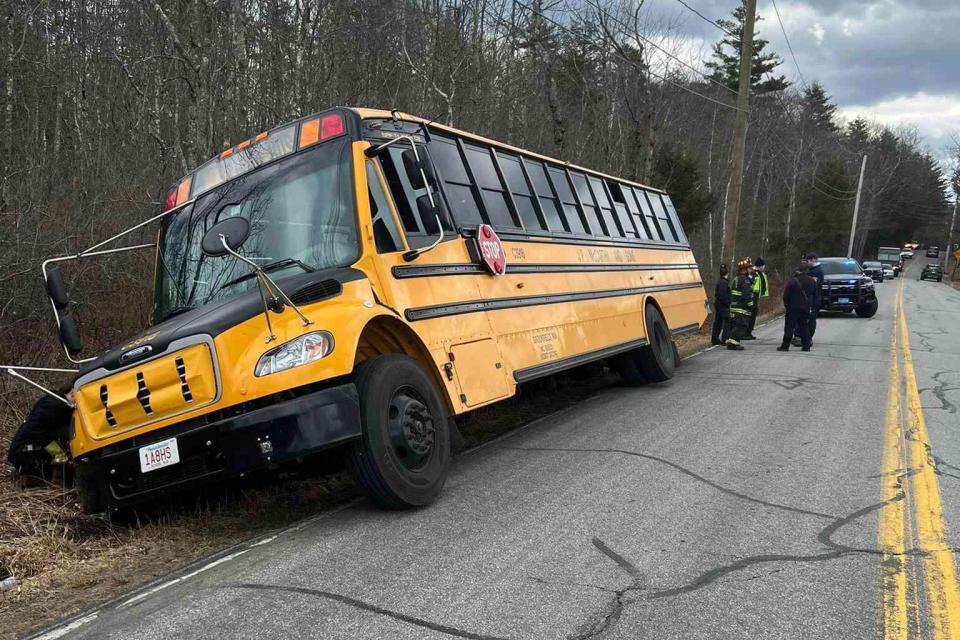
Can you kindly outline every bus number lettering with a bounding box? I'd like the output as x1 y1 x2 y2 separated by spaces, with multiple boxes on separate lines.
532 330 560 361
511 247 526 260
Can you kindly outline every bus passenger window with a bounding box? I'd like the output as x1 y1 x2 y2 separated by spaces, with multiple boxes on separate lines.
498 152 545 231
366 163 403 253
633 188 665 241
605 181 639 238
570 173 605 236
660 195 687 243
463 144 519 229
621 184 650 239
588 177 622 237
548 167 586 234
429 136 483 226
525 160 566 232
648 192 679 242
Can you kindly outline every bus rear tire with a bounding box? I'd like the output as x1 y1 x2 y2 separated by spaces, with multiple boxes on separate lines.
348 355 450 509
637 304 676 383
610 351 647 386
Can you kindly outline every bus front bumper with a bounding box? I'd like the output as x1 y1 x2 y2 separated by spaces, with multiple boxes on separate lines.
77 383 361 508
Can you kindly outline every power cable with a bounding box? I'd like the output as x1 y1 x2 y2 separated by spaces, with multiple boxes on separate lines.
512 0 746 113
770 0 809 91
585 0 738 96
672 0 735 38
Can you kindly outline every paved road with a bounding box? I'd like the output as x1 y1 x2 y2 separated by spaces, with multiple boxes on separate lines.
35 257 960 640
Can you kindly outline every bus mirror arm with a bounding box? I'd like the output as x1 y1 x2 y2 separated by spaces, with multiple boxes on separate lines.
216 235 314 343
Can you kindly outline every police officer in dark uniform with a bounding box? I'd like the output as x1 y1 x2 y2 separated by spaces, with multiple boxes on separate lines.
778 265 817 351
711 263 731 346
794 252 824 345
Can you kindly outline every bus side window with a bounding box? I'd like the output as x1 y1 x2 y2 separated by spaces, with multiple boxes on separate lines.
463 143 520 229
621 184 650 239
429 136 484 227
633 188 665 241
547 166 586 234
647 192 679 243
660 195 687 244
606 181 639 238
366 162 404 253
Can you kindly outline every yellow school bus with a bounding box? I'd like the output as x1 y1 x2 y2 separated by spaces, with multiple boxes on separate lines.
46 108 706 511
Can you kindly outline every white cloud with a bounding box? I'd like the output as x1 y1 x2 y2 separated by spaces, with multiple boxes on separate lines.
838 92 960 161
809 22 825 45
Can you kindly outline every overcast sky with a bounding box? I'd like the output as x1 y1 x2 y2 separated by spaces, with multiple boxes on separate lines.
638 0 960 168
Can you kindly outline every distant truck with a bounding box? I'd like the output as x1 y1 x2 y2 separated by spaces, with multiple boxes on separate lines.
877 247 902 277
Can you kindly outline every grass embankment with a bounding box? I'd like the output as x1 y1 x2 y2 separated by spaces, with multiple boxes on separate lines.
0 302 783 639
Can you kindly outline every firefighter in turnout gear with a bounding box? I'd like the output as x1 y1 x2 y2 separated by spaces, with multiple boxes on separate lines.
726 258 755 351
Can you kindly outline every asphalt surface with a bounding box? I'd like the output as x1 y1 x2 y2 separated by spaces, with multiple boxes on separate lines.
34 256 960 640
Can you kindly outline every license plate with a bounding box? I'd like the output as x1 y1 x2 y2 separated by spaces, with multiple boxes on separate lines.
140 437 180 473
838 297 850 304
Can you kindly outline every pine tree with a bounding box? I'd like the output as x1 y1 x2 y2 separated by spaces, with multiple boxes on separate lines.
801 82 837 132
846 118 871 146
651 144 716 231
705 2 790 94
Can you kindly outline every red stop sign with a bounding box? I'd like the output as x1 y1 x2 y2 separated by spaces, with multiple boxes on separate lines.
476 224 506 275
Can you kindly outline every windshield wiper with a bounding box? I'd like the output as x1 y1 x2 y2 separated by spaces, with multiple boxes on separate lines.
220 258 314 289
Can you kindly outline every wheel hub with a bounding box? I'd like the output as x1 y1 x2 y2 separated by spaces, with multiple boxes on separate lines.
388 390 435 467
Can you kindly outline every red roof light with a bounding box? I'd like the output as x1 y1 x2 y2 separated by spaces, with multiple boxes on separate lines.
320 114 344 140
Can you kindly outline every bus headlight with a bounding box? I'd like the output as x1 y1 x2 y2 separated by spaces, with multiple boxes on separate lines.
255 331 334 377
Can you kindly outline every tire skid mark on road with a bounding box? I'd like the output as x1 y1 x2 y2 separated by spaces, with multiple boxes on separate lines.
502 446 838 520
228 583 514 640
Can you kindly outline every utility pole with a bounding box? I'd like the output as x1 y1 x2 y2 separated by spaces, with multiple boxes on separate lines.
720 0 757 268
846 154 868 258
945 197 958 273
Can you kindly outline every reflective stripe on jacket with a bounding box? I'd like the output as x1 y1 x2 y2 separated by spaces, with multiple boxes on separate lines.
730 274 754 316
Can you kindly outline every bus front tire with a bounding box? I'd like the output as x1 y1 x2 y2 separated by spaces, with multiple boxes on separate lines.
637 304 676 383
348 355 451 509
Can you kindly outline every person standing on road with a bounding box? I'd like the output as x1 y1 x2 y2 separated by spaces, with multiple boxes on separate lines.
778 266 816 352
795 252 824 346
711 263 731 346
726 257 755 351
744 257 769 340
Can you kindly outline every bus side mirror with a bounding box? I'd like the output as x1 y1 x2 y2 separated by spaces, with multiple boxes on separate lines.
201 217 251 257
45 266 70 310
59 316 83 356
402 149 436 190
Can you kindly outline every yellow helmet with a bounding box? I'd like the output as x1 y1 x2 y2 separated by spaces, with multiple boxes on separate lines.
737 257 753 271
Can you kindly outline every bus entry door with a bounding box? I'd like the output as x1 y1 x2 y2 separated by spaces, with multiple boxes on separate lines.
448 339 510 408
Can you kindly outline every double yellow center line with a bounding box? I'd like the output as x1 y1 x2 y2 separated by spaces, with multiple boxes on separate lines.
879 278 960 639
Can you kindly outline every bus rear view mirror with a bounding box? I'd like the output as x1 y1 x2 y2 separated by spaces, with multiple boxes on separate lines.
59 316 83 356
201 217 251 257
402 148 435 190
45 266 70 310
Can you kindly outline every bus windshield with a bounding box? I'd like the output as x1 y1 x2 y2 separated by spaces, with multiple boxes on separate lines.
154 139 357 322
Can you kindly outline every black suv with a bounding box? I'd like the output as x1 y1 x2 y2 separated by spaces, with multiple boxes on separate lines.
921 263 943 282
926 247 940 258
861 261 884 282
818 258 878 317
